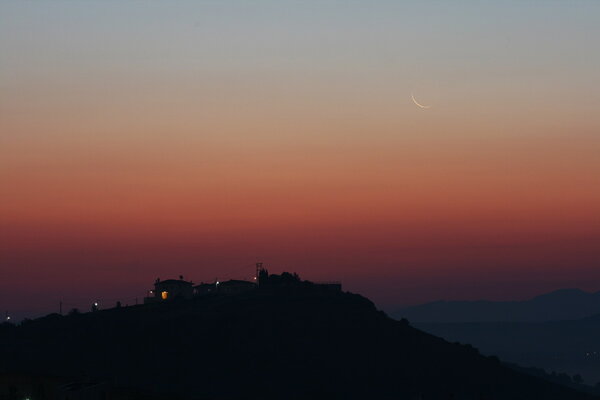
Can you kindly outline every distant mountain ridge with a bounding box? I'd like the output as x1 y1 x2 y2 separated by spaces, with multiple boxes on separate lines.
393 288 600 323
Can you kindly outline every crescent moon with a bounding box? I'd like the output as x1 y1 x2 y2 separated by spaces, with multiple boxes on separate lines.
411 93 431 109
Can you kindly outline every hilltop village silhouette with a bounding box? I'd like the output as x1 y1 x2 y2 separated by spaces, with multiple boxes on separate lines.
3 264 600 400
144 263 341 305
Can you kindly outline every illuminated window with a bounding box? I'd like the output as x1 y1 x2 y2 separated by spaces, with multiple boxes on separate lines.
161 291 169 300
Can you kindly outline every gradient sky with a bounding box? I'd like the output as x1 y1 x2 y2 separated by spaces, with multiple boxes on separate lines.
2 1 600 319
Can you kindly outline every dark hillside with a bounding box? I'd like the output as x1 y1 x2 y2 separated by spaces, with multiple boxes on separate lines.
1 288 597 399
417 315 600 386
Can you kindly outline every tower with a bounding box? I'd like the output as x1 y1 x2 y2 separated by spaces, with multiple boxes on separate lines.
255 262 263 280
256 262 269 286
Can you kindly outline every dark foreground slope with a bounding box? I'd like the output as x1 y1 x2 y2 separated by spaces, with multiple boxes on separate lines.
1 289 597 400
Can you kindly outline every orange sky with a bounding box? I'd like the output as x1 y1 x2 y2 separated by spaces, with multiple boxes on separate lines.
1 2 600 318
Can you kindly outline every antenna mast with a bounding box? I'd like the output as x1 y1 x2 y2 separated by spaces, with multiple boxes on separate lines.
256 262 263 280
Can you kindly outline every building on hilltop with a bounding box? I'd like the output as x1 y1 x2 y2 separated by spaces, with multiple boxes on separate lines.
257 265 342 292
194 280 256 296
143 263 340 304
194 282 217 296
216 279 256 295
144 276 193 304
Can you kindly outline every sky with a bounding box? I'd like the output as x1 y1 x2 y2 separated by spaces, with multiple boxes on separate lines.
2 1 600 319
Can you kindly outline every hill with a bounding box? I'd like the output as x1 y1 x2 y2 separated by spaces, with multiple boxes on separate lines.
393 289 600 323
416 313 600 388
1 286 598 399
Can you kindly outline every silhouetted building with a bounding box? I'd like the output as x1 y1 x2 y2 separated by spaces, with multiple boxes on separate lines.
144 277 193 304
193 282 217 296
216 279 256 295
142 265 340 305
257 266 342 292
